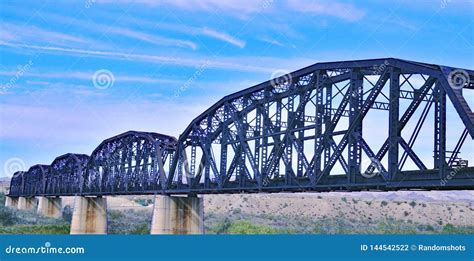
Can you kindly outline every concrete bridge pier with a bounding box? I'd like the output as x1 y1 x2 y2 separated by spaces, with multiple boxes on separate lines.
150 195 204 234
5 196 19 208
70 196 107 234
37 196 62 218
17 197 36 210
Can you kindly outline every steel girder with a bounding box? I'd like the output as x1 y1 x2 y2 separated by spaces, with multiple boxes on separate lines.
7 58 474 197
9 171 25 196
82 131 177 194
45 153 90 195
22 164 49 197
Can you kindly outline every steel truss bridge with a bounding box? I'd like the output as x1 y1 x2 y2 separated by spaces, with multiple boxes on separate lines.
8 58 474 197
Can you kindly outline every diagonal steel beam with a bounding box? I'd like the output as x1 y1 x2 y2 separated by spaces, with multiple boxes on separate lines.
366 76 436 173
399 138 427 170
318 69 390 182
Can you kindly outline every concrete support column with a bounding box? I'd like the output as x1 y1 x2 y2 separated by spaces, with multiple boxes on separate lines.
17 197 36 210
70 196 107 234
37 196 62 218
5 196 18 208
151 195 204 234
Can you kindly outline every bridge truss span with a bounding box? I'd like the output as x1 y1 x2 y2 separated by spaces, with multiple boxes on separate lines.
82 131 177 194
7 58 474 197
168 58 474 194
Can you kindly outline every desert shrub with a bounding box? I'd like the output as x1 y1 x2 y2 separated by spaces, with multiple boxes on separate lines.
208 218 232 234
0 225 69 234
0 207 17 226
227 221 281 234
129 223 150 234
442 223 458 234
107 209 152 234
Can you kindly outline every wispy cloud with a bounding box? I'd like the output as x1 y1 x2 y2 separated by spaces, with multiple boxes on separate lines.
199 27 246 48
25 80 50 86
7 9 246 50
96 0 364 22
0 70 183 85
0 22 93 46
144 22 247 48
97 0 271 16
0 42 293 73
258 36 284 47
98 26 198 50
286 0 365 22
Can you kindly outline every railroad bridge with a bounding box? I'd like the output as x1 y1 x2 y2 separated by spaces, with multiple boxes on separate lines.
5 58 474 234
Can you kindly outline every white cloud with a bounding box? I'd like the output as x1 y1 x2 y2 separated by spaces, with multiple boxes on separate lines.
0 70 183 85
258 36 284 47
97 0 271 15
99 26 198 50
0 22 93 46
0 42 313 73
96 0 365 22
286 0 365 22
199 27 246 48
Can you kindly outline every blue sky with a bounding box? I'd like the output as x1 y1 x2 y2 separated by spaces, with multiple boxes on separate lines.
0 0 473 177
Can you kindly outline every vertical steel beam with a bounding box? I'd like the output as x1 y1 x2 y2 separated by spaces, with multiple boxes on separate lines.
324 80 332 168
348 69 363 183
255 102 262 183
275 99 282 176
260 89 270 187
314 71 324 179
388 67 400 180
205 117 212 188
219 105 229 188
434 81 447 178
285 96 294 185
297 91 305 178
239 98 248 186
